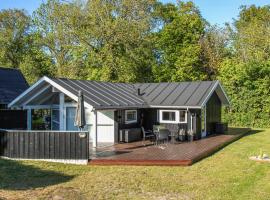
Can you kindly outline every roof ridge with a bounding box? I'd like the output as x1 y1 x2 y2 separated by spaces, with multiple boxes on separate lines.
48 76 219 85
0 67 21 71
132 80 218 85
50 76 134 85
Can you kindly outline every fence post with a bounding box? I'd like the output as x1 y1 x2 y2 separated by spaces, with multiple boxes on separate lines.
27 109 32 130
59 93 65 130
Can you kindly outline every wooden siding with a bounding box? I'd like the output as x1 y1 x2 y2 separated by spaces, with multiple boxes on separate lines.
115 107 204 141
206 92 222 134
0 130 89 160
142 108 198 136
115 109 142 130
0 110 27 129
115 109 142 142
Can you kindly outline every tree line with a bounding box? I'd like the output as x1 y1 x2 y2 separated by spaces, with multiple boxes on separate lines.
0 0 269 127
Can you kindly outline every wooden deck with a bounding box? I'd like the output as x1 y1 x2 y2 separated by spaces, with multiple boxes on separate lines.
89 128 250 166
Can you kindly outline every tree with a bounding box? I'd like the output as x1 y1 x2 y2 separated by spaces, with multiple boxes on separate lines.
77 0 156 82
0 9 53 83
218 5 270 127
33 0 156 82
0 9 30 68
152 1 207 82
200 25 230 79
233 5 270 62
32 0 81 79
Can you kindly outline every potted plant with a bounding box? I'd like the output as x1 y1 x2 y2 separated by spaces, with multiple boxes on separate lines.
187 130 194 142
178 129 186 141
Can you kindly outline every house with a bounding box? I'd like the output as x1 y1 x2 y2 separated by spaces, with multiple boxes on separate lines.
0 67 29 109
9 76 230 147
0 67 29 129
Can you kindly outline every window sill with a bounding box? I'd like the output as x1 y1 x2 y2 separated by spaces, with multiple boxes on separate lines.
160 121 187 124
125 121 137 124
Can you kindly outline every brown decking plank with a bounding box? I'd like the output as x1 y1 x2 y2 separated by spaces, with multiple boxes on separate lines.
89 159 192 166
89 128 250 166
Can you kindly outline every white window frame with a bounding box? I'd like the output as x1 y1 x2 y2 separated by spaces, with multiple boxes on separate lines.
159 110 187 124
63 103 77 130
125 110 137 124
179 110 188 123
51 108 60 130
65 106 79 131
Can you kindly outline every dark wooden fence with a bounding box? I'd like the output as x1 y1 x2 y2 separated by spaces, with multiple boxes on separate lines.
0 110 27 129
0 130 89 160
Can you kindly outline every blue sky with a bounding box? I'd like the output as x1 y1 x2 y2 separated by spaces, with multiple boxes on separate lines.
0 0 269 25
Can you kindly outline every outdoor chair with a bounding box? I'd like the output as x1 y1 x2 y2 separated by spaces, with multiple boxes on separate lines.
156 128 170 145
141 127 156 145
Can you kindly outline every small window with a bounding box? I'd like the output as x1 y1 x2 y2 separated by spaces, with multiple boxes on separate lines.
159 110 187 124
162 111 176 121
179 110 187 123
159 110 178 123
125 110 137 124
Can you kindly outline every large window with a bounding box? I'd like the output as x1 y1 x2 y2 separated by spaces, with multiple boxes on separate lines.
51 109 60 130
159 110 187 124
125 110 137 124
66 107 78 131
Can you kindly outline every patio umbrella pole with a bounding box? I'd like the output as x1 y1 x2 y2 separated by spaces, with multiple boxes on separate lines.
74 90 86 132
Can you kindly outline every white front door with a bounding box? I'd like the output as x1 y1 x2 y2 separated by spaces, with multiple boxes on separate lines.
89 110 115 144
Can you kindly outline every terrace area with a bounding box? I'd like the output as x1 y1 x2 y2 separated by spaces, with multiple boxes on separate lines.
89 128 250 166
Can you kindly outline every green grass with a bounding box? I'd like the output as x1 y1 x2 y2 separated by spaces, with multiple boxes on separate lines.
1 129 270 200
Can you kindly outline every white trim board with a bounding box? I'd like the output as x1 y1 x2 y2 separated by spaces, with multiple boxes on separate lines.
200 81 230 107
149 105 201 109
9 76 93 110
22 85 51 106
0 156 88 165
23 104 59 110
8 77 47 108
43 77 93 110
217 82 231 106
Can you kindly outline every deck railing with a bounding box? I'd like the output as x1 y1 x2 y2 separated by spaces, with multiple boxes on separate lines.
0 130 89 164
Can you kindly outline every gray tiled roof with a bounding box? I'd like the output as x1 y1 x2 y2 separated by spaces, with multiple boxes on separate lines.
50 78 146 109
9 75 229 109
0 67 29 104
50 78 220 109
133 81 218 107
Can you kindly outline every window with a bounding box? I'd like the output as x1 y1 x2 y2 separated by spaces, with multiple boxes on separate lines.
159 110 187 124
51 109 60 130
162 111 176 121
125 110 137 124
179 110 187 123
66 107 78 131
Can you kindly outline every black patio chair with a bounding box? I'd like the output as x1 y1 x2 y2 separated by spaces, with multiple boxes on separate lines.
141 127 156 145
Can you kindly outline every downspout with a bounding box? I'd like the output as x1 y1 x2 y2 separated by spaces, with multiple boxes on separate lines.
92 110 98 148
204 105 207 135
188 108 192 133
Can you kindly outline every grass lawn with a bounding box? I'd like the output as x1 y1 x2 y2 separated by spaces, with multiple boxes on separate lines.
1 129 270 200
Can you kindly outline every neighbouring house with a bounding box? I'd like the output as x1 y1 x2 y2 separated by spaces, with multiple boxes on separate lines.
0 67 29 129
0 67 29 109
9 76 230 147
